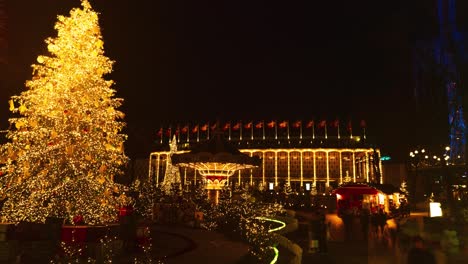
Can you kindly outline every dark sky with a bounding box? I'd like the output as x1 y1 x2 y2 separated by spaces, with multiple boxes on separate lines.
1 0 462 159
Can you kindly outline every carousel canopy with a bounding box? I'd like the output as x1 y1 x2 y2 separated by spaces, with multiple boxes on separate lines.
171 128 261 177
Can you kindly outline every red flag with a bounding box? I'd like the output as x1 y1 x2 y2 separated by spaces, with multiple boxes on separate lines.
318 120 326 128
331 119 339 128
165 128 172 136
181 125 189 134
210 123 217 130
360 120 366 128
244 122 252 129
267 121 275 128
279 121 288 128
192 124 199 133
347 121 352 132
223 122 230 131
306 121 314 128
156 128 163 136
174 126 180 136
201 124 208 131
233 122 241 130
293 120 302 128
255 121 263 129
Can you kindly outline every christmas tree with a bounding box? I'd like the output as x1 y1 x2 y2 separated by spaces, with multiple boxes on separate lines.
161 135 181 195
0 0 128 225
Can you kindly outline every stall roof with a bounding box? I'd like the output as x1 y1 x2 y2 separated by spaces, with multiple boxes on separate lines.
333 183 379 195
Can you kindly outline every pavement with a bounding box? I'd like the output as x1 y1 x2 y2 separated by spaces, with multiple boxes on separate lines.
116 211 468 264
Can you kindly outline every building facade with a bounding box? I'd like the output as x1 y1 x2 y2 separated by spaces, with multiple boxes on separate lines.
149 120 382 192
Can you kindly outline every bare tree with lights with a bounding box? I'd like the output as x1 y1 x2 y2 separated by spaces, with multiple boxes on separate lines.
0 0 128 225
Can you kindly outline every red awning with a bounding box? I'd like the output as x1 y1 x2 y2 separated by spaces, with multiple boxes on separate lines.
333 184 379 195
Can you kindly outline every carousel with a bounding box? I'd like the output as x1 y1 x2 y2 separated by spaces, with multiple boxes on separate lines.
171 126 261 203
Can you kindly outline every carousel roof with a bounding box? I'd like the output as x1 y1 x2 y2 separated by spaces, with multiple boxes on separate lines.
171 128 261 176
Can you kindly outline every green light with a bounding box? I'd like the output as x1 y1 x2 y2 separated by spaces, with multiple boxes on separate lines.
269 246 279 264
380 156 391 161
255 217 286 232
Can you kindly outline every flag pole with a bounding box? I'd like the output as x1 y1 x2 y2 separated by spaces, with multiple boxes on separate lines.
299 122 302 139
207 121 210 140
240 121 243 141
337 123 340 139
287 121 290 140
197 124 200 142
325 123 327 139
262 121 265 140
228 122 231 141
275 121 278 140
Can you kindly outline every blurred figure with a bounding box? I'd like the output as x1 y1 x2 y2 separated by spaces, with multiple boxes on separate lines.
407 235 436 264
360 208 370 241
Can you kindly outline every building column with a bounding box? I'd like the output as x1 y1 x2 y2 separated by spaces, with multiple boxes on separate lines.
262 152 266 186
379 150 383 184
184 168 187 185
156 154 160 186
238 170 241 186
313 151 317 185
339 151 343 184
326 151 330 187
274 151 278 186
287 151 291 184
300 151 304 186
366 152 370 183
352 151 356 183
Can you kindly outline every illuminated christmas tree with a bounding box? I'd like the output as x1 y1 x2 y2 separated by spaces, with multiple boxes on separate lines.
0 0 128 225
161 135 181 195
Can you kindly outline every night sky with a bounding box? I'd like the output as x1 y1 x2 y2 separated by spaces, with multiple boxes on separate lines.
1 0 464 160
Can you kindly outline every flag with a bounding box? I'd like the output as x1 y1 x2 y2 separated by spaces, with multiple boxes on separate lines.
360 120 367 128
293 120 302 128
181 125 189 134
244 121 252 129
192 124 199 133
255 121 263 129
267 121 275 128
306 120 314 128
174 126 180 136
318 120 326 128
165 128 172 137
223 122 230 131
233 122 241 130
279 121 288 128
331 119 339 128
211 123 217 130
156 128 163 136
347 121 352 132
201 124 208 131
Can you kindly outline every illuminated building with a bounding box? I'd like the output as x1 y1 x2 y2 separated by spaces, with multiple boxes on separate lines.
149 120 382 192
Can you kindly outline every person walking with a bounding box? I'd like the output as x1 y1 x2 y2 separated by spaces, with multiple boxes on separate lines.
407 235 436 264
360 208 370 241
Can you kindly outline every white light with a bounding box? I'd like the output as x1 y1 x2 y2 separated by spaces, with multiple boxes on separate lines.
415 150 419 154
430 202 443 217
410 152 414 156
433 156 437 159
305 183 311 191
268 182 274 190
445 146 450 151
421 149 425 153
425 155 429 159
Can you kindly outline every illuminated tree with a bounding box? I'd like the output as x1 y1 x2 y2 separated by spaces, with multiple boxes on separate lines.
0 0 128 225
161 135 181 195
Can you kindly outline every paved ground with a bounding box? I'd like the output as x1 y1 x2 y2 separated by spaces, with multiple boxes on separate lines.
117 212 468 264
